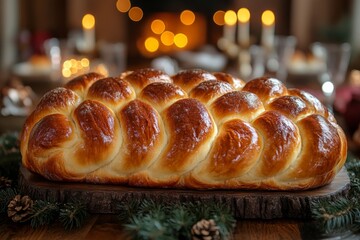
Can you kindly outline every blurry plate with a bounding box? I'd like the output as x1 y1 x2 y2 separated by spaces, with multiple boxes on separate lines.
175 46 227 72
12 62 52 80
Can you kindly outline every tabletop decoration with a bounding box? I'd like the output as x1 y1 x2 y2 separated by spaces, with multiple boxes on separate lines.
116 198 235 240
0 131 359 237
309 152 360 236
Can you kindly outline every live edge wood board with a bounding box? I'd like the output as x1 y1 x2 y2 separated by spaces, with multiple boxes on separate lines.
18 166 350 220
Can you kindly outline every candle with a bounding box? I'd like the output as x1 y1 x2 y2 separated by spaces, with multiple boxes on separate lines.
81 14 95 52
237 8 250 48
223 10 237 43
261 10 275 50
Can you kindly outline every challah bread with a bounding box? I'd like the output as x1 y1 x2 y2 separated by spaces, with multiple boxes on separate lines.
20 68 347 190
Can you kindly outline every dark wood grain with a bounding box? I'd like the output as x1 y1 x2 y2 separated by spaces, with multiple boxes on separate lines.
18 166 350 219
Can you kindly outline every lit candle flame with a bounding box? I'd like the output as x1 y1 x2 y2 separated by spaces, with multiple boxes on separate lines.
237 8 250 23
82 14 95 29
261 10 275 26
224 10 237 26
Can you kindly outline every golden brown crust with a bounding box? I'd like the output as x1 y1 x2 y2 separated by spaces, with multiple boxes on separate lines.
210 91 264 123
20 69 347 190
86 77 135 110
242 77 288 104
73 100 120 171
267 96 310 121
120 68 172 94
172 69 217 93
213 72 245 90
189 80 234 105
116 100 165 173
139 82 187 112
152 98 215 177
252 111 301 177
65 72 105 98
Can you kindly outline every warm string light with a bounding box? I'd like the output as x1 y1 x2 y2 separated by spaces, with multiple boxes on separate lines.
62 58 90 78
128 7 143 22
151 19 165 34
116 0 131 13
180 10 195 25
116 0 143 22
142 10 195 54
213 10 225 26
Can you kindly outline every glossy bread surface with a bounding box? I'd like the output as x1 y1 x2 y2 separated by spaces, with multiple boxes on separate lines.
20 69 347 190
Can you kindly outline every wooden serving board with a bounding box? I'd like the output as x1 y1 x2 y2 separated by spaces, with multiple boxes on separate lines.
18 166 350 219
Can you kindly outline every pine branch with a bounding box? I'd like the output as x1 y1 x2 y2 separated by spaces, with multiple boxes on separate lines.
124 214 175 240
169 204 195 239
29 200 59 228
119 197 236 239
117 198 142 223
311 198 360 234
210 201 237 239
59 201 88 231
0 188 17 213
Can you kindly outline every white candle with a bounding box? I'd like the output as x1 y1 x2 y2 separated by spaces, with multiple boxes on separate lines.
261 10 275 50
223 10 237 43
237 8 250 48
81 14 95 52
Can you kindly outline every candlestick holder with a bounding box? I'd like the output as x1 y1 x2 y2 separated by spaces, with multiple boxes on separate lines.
217 35 297 83
217 37 264 81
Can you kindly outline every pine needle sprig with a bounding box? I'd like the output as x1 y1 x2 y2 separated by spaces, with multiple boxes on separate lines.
28 200 59 228
311 197 360 234
117 198 142 223
119 198 236 239
210 201 237 238
169 204 195 239
125 214 175 240
0 188 17 213
188 200 212 221
139 198 168 218
59 200 88 231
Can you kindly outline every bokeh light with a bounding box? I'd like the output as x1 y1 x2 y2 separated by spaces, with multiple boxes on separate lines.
237 8 250 23
161 31 175 46
262 10 275 26
145 37 159 52
82 14 95 29
116 0 131 13
174 33 188 48
129 7 143 22
224 10 237 26
213 10 225 26
151 19 166 34
180 10 195 25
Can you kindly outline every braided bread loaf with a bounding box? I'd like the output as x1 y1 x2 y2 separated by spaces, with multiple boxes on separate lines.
20 68 347 190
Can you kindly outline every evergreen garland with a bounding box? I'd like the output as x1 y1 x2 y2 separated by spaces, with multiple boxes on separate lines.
0 188 17 213
309 152 360 235
59 201 88 230
29 200 59 228
117 198 236 240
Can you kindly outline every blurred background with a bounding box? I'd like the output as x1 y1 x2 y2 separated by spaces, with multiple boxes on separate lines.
0 0 360 152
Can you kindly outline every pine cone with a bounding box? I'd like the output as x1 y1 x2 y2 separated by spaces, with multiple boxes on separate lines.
0 176 12 189
191 219 220 240
7 194 33 222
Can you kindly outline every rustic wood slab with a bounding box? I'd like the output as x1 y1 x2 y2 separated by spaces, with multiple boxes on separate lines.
18 166 350 219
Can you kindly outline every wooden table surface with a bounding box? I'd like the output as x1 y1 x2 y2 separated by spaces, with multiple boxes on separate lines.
1 214 359 240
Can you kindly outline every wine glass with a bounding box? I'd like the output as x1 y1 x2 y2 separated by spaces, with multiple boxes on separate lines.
311 42 351 111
